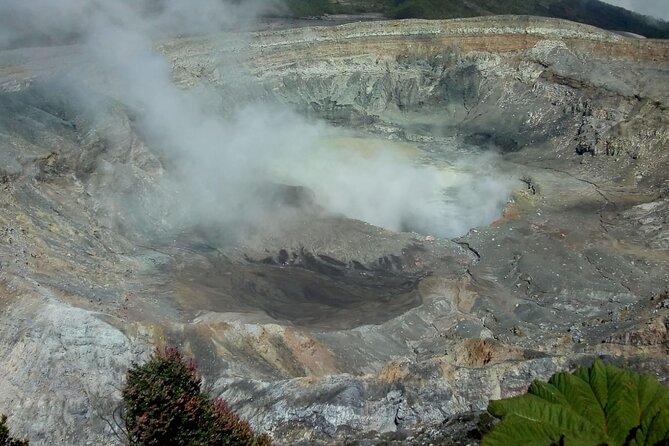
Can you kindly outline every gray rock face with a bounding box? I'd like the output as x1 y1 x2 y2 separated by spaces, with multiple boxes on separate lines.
0 16 668 445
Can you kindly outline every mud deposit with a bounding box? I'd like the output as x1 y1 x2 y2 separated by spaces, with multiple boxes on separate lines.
172 252 424 330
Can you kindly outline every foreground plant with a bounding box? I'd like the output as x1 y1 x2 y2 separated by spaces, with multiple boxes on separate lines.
483 359 669 446
122 347 271 446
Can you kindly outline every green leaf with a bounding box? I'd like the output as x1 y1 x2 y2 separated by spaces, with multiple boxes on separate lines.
482 414 564 446
640 409 669 446
483 359 669 446
549 371 606 431
605 368 640 444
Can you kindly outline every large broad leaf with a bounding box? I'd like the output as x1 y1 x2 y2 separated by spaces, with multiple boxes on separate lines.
483 359 669 446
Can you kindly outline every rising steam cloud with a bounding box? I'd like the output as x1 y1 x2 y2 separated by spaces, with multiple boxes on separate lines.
0 0 514 239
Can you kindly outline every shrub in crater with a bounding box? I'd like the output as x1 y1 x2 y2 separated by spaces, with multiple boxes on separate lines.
122 347 271 446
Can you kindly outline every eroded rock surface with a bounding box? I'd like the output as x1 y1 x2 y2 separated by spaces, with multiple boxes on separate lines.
0 16 668 445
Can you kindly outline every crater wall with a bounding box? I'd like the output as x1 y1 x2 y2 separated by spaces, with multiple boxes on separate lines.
0 16 667 445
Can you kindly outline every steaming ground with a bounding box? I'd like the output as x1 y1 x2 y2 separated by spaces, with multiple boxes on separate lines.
274 136 513 237
0 0 514 242
115 109 515 240
62 54 515 242
76 35 514 241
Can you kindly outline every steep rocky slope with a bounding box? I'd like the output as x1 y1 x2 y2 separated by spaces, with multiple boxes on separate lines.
0 16 668 445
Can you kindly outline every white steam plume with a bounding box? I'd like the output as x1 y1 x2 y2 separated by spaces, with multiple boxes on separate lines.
0 0 273 49
0 0 514 239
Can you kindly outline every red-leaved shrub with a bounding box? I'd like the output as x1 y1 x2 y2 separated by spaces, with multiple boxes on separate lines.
122 347 271 446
